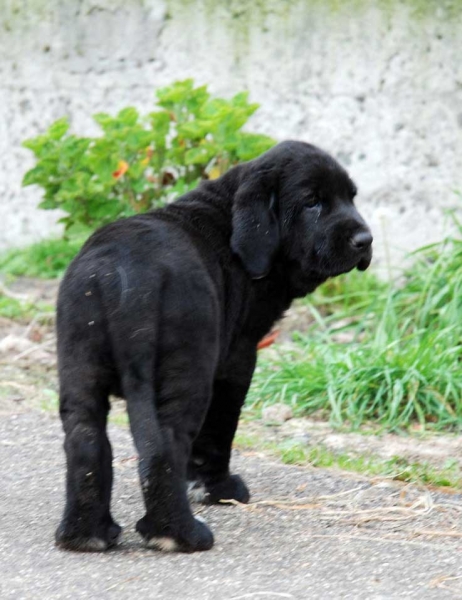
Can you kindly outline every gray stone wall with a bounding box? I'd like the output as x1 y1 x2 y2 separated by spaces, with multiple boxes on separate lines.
1 0 462 272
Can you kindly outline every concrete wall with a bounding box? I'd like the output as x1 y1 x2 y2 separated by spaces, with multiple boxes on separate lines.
1 0 462 272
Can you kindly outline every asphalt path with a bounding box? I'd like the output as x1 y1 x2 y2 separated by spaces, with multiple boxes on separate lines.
1 410 461 600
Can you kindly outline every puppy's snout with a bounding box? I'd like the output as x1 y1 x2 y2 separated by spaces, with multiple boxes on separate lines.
350 230 373 251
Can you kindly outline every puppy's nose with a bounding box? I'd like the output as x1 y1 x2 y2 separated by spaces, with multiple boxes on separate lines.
350 230 373 250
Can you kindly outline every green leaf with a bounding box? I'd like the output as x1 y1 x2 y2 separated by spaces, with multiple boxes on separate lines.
38 198 59 210
90 156 118 184
93 112 115 131
87 199 124 221
125 129 153 152
231 91 260 115
236 133 276 161
177 120 211 140
22 135 53 157
117 107 139 126
156 79 196 108
22 164 54 187
200 98 231 120
47 117 70 141
184 142 218 166
148 110 171 144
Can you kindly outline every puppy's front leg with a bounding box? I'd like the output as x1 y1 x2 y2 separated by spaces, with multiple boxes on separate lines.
188 341 257 505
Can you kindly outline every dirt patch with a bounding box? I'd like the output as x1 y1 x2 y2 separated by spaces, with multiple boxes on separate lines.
0 277 58 415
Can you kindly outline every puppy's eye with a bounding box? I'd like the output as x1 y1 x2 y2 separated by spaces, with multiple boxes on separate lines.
303 196 320 209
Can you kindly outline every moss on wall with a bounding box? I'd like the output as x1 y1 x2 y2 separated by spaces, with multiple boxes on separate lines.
160 0 462 61
3 0 462 25
1 0 460 53
163 0 462 20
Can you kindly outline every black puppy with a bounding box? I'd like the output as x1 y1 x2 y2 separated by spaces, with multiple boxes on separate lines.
55 141 372 553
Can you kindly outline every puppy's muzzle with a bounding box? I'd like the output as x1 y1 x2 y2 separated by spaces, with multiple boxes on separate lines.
350 229 373 271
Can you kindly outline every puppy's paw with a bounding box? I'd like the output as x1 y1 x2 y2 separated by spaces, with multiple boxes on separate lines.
55 517 121 552
206 474 250 504
187 480 210 504
137 515 214 553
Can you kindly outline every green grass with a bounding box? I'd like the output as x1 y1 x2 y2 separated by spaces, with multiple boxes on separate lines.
303 268 388 316
0 236 86 279
250 231 462 432
277 443 461 488
0 294 53 321
234 432 462 490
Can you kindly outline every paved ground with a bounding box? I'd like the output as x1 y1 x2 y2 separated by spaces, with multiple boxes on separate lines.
1 409 461 600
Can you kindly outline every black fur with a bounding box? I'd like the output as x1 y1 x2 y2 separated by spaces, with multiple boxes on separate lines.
55 141 372 552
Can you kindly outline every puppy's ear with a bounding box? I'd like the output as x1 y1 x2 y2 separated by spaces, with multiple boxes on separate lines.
231 179 280 279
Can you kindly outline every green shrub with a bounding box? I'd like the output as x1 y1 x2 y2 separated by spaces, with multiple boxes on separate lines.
22 79 275 233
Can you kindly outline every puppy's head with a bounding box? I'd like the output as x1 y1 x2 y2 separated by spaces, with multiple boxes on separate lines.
231 141 372 287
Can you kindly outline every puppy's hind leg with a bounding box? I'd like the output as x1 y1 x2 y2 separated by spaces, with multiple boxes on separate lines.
55 379 121 552
123 366 214 553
